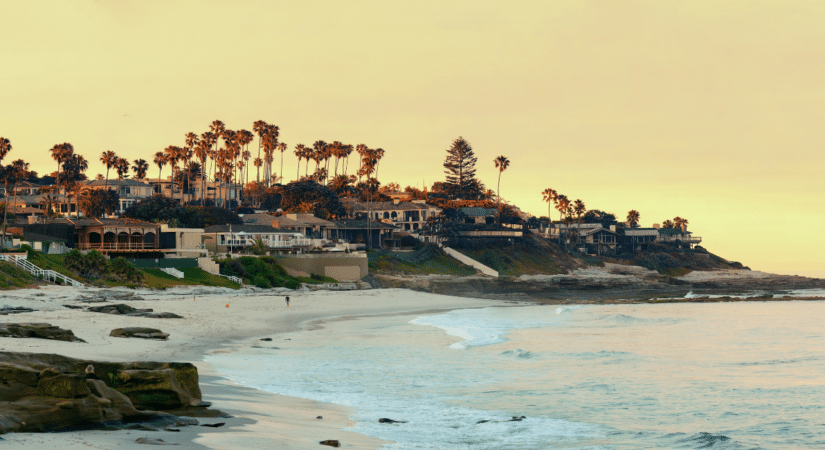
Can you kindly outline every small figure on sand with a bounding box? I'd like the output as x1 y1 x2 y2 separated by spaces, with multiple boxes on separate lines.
85 364 99 380
285 296 290 308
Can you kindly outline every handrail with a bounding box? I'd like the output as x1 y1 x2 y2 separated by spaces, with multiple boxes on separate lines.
0 254 84 287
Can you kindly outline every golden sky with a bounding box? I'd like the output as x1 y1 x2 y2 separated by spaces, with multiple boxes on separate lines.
2 1 824 275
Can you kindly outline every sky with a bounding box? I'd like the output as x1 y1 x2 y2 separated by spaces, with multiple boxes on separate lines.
2 1 824 276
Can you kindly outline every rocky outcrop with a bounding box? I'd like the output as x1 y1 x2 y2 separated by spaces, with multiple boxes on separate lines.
0 351 207 434
110 328 170 340
85 304 182 319
0 323 85 342
0 307 36 315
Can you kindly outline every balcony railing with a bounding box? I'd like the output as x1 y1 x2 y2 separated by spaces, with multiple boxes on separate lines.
225 238 312 248
75 242 157 251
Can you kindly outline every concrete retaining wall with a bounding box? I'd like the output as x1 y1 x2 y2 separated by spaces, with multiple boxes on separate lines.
275 253 368 282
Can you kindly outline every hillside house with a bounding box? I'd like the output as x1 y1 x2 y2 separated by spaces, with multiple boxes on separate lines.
202 224 310 255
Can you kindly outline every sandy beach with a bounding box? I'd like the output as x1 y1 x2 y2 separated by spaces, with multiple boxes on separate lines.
0 285 503 449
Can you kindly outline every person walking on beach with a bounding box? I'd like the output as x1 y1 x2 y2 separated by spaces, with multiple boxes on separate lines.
285 296 290 308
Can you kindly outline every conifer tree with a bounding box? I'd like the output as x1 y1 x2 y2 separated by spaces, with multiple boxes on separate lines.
442 137 481 199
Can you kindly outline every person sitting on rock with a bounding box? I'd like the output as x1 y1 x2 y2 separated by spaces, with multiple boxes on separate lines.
85 364 99 380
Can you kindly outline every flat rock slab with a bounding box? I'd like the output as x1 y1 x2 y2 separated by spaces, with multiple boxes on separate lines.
0 307 36 315
110 327 169 340
0 323 85 342
86 304 182 319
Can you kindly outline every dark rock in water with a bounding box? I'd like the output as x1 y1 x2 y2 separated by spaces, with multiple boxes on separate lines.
316 416 323 419
63 304 84 309
135 437 178 445
110 327 169 340
319 440 341 447
200 422 225 428
0 306 36 315
260 337 272 341
0 351 208 434
378 418 407 424
477 416 526 424
0 323 85 342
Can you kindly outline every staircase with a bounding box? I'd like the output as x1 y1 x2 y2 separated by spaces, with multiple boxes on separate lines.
0 254 84 287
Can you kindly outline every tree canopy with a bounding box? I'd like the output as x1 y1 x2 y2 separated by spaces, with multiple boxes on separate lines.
442 137 483 200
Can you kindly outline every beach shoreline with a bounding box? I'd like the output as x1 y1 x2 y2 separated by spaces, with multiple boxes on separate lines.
2 276 825 448
0 285 504 449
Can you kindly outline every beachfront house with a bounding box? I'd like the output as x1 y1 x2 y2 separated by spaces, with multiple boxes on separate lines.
349 200 440 232
202 224 311 256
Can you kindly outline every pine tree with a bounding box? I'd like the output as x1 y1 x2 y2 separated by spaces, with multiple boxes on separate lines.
442 137 481 199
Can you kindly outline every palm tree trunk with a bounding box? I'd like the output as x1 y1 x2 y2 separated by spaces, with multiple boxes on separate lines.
497 172 502 226
280 151 284 184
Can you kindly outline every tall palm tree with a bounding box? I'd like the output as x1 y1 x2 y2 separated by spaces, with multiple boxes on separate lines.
153 151 167 191
197 132 215 206
355 144 368 182
115 157 130 212
293 144 305 180
494 155 510 225
673 216 688 231
372 147 385 182
100 150 117 190
50 143 74 215
277 142 287 184
252 120 268 182
62 154 88 217
573 199 586 222
541 188 558 227
342 144 353 175
132 159 149 180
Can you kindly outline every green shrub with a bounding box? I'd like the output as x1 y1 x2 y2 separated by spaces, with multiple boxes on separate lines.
284 280 300 290
64 249 108 278
107 257 144 283
253 276 271 288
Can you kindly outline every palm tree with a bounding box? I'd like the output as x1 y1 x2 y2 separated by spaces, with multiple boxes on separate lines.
153 151 167 192
355 144 368 182
132 159 149 180
573 199 586 222
342 144 354 175
50 142 74 215
627 210 640 228
62 154 88 217
252 120 268 182
541 188 557 232
373 147 385 181
0 137 10 162
100 150 117 190
115 157 130 212
294 144 306 180
493 155 510 225
662 219 675 229
277 142 287 184
196 132 214 206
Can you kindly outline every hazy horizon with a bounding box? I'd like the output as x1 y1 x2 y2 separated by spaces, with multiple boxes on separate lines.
3 1 823 276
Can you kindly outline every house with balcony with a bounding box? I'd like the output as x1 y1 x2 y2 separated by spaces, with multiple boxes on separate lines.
349 199 440 232
656 227 702 247
202 224 311 255
83 179 155 213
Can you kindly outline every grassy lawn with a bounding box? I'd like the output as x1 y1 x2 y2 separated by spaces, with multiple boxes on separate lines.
457 246 564 277
0 261 42 289
141 268 241 289
27 253 84 282
370 252 478 276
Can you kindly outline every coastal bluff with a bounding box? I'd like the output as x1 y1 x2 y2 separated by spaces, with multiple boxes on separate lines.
0 351 205 434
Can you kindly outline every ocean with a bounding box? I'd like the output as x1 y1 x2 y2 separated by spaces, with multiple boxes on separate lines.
206 294 825 449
